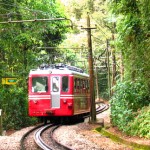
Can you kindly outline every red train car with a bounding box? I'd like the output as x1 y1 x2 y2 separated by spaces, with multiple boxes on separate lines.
28 64 90 123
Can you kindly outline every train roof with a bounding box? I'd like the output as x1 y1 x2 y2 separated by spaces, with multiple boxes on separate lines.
29 64 89 77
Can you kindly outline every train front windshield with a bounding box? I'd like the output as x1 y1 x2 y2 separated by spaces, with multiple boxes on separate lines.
52 76 69 92
32 77 48 92
31 76 69 93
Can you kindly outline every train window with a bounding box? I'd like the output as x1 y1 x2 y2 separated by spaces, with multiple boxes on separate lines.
83 80 85 93
52 77 59 92
77 79 80 93
74 78 77 92
62 76 68 92
85 80 89 93
74 79 76 90
80 79 83 93
77 79 80 89
87 80 90 92
32 77 48 92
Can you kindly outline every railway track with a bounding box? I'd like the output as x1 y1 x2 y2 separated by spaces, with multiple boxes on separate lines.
20 123 73 150
21 103 109 150
34 124 54 150
34 124 73 150
20 124 44 150
96 103 109 114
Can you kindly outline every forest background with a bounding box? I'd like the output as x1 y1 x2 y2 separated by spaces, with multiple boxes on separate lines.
0 0 149 138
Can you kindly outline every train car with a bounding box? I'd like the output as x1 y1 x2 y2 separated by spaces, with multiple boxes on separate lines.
28 63 90 123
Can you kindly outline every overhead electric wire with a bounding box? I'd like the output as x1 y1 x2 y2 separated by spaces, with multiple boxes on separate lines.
0 2 73 29
0 18 69 24
37 47 88 49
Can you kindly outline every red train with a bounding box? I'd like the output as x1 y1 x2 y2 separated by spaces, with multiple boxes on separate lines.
28 63 90 123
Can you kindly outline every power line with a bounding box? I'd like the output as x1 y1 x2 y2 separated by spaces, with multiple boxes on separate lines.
91 15 109 38
0 18 67 24
37 47 88 50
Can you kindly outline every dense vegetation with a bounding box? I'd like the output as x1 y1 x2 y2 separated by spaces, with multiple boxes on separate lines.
111 80 150 138
60 0 112 99
109 0 150 138
0 0 69 130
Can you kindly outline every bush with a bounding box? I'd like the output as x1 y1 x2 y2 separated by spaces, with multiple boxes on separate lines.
110 79 149 135
0 85 37 130
128 106 150 138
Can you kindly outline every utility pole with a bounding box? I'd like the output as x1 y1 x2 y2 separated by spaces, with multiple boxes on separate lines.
106 39 111 98
111 23 117 94
95 66 100 101
120 51 124 81
81 13 96 122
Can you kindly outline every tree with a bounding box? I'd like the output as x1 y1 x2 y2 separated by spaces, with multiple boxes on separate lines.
61 0 113 99
109 0 150 138
0 0 69 130
109 0 150 89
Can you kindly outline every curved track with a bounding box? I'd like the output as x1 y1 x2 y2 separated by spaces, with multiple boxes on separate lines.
20 124 44 150
84 103 109 119
96 103 109 114
34 124 73 150
21 103 109 150
34 124 54 150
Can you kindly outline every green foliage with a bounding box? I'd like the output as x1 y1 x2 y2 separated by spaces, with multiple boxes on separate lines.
109 0 150 138
0 0 68 130
111 79 150 134
128 106 150 138
109 0 150 88
61 0 112 97
0 85 37 130
0 0 68 65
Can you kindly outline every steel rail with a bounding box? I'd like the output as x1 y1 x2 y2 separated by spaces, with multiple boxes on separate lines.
83 103 109 120
21 103 109 150
34 124 54 150
96 103 109 114
20 123 44 150
34 124 73 150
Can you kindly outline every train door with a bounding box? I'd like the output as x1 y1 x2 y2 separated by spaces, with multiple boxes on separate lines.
51 76 60 108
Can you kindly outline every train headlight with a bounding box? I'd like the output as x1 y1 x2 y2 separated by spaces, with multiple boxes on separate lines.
63 99 67 103
33 100 38 104
68 103 72 108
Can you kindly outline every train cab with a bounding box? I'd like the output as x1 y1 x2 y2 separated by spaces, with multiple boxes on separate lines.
28 64 90 122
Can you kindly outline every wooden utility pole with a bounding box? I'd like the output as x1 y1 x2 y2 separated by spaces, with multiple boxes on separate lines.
120 52 124 81
106 39 111 98
95 66 100 101
111 23 117 94
82 13 96 122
